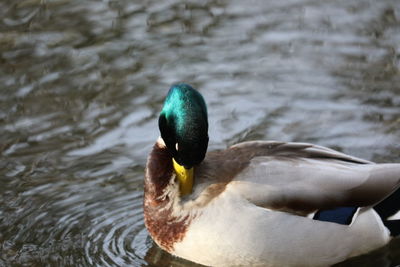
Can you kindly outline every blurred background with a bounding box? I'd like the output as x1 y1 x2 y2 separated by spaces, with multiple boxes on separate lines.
0 0 399 266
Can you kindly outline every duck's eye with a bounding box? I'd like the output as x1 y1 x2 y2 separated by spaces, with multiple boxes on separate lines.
175 143 179 151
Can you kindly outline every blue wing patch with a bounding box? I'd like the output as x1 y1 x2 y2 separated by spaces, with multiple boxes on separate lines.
313 207 359 225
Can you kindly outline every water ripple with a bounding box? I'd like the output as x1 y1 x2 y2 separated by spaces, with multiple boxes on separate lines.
1 0 399 266
84 192 146 266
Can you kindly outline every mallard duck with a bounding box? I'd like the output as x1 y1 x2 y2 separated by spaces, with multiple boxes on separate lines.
144 83 400 266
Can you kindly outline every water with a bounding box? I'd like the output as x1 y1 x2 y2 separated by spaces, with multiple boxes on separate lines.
0 0 399 266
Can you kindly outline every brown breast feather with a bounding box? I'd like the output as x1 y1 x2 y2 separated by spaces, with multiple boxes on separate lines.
143 140 193 252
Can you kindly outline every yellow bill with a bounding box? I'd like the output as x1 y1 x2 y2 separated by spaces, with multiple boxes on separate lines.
172 158 194 196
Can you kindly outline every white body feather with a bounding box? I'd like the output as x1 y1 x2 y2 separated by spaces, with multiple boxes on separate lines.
174 193 390 266
174 188 390 266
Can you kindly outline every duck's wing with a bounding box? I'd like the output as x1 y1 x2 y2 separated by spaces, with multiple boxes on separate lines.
223 141 400 214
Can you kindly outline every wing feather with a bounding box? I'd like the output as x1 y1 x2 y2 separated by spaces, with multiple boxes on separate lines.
223 141 400 214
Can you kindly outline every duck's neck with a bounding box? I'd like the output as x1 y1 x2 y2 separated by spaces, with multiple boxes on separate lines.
144 138 175 204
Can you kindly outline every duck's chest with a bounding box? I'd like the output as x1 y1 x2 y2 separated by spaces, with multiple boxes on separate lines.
143 197 194 253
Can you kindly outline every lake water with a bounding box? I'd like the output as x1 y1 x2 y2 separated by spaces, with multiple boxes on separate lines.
1 0 399 266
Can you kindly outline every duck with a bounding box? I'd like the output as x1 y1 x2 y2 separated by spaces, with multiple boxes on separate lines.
144 83 400 267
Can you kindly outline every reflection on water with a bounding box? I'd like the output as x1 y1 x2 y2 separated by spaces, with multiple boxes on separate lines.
0 0 399 266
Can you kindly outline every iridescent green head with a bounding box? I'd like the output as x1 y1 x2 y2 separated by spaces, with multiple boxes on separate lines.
159 83 209 169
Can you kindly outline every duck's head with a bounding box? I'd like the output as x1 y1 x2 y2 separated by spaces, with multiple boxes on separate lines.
159 83 209 195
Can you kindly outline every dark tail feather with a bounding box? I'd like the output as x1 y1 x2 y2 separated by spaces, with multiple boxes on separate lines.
374 188 400 219
374 188 400 236
382 220 400 236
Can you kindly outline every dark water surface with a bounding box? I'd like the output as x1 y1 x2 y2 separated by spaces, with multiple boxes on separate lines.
1 0 400 266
